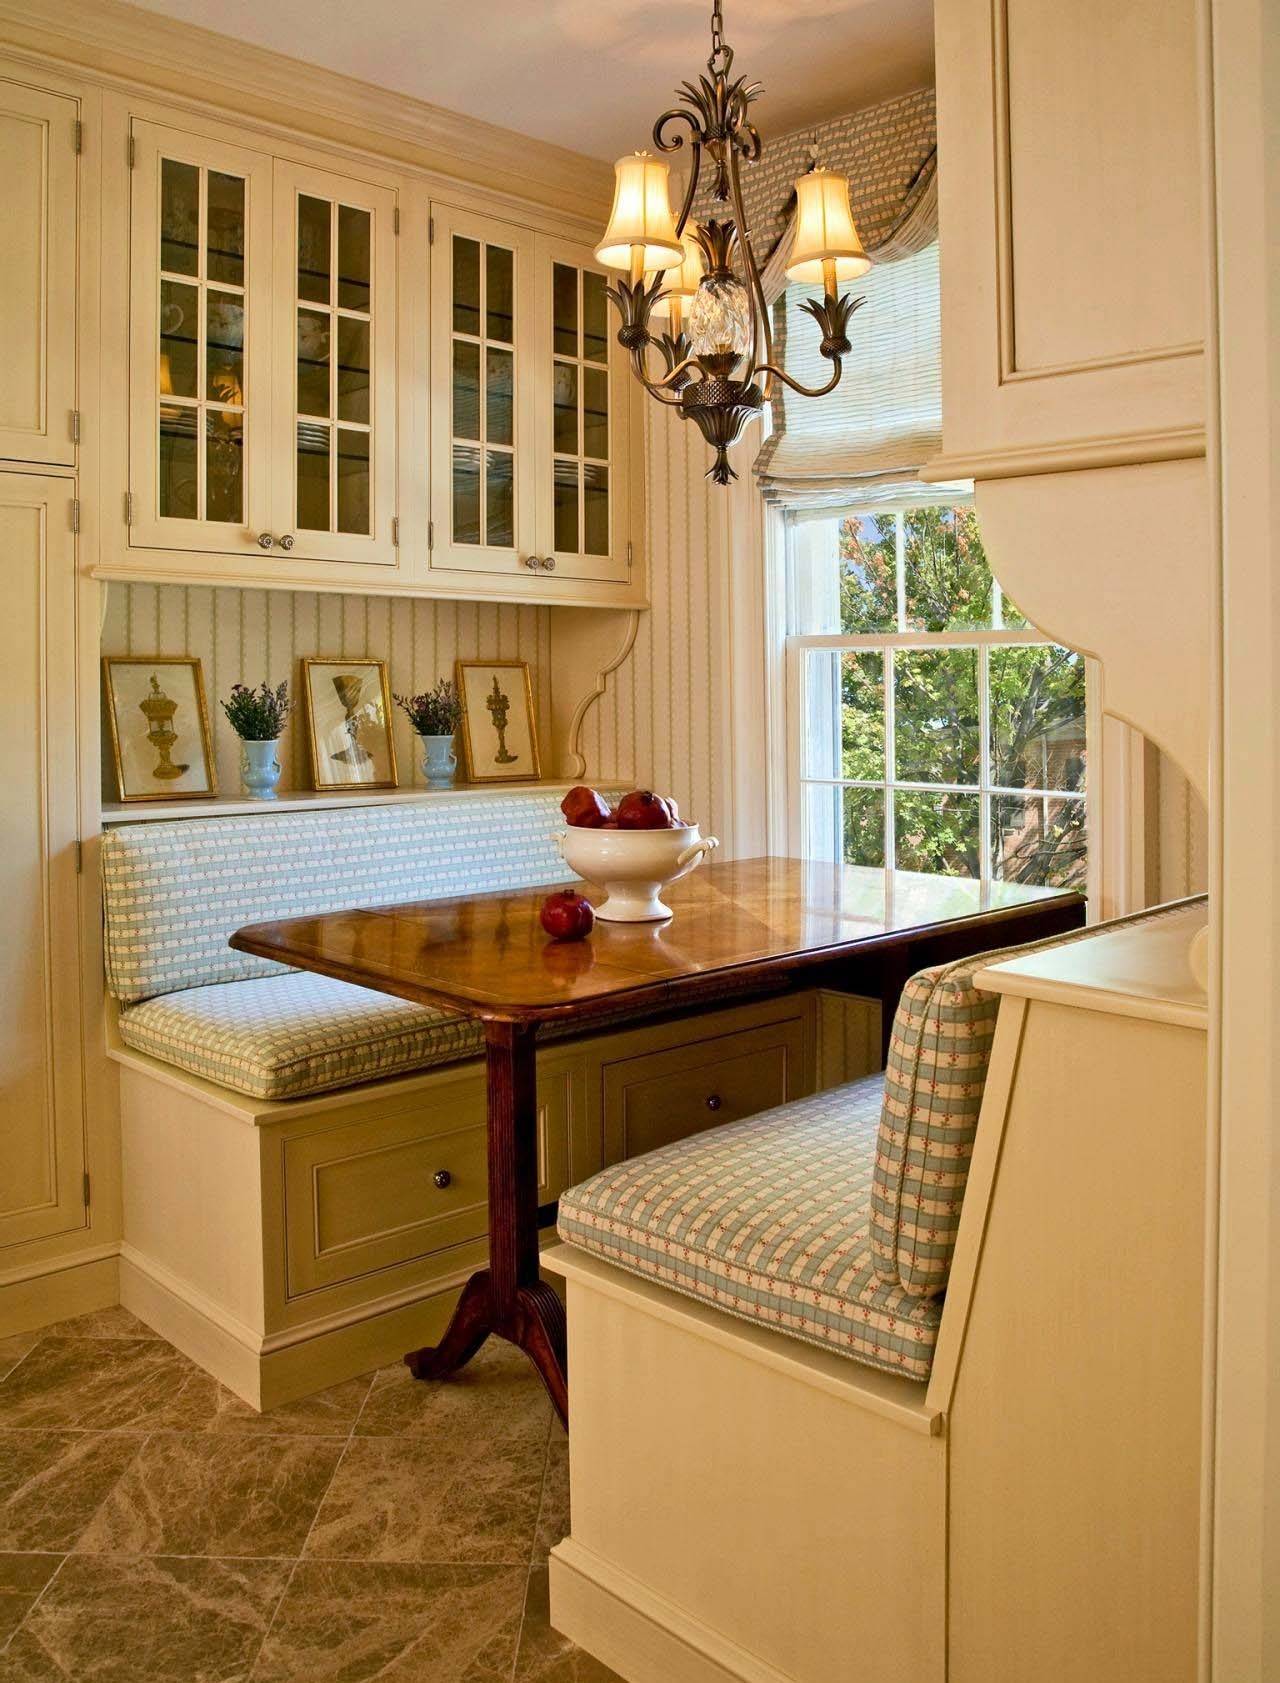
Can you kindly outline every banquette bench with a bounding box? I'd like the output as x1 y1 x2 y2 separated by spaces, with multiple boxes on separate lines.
546 897 1210 1683
100 791 879 1409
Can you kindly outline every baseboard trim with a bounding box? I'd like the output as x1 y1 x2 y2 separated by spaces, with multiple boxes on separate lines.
0 1247 120 1337
549 1538 794 1683
119 1249 466 1410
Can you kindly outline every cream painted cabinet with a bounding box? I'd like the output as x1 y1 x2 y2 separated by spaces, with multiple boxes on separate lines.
0 473 87 1250
0 77 78 468
430 207 634 589
126 115 399 572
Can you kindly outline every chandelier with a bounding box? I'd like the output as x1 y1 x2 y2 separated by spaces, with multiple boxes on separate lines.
595 0 870 485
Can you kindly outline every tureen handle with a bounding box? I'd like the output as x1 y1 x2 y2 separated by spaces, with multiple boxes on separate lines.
676 835 720 870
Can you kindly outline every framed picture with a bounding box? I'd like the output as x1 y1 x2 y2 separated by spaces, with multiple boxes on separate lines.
455 659 542 783
302 657 398 790
102 656 217 802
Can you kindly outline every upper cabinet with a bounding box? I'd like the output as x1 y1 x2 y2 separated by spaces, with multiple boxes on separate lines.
124 116 399 574
428 208 634 590
0 75 79 468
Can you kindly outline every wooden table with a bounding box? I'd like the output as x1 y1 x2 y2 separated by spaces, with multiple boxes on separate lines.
231 858 1083 1424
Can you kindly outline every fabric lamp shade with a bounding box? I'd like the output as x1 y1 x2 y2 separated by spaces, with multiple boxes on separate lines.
786 168 871 286
651 231 706 318
596 152 684 272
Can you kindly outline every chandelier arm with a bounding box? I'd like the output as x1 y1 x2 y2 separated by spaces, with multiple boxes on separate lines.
725 137 771 385
646 353 703 390
628 345 687 406
653 105 704 155
754 358 845 400
672 142 703 239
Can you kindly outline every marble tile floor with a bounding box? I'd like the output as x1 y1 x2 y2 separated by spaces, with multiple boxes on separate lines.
0 1308 619 1682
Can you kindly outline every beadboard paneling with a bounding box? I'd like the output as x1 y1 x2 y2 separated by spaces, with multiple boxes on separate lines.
100 583 552 800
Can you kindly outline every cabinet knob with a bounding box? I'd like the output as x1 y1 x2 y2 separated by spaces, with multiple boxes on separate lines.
706 1093 722 1112
257 532 274 549
278 533 296 551
540 556 557 572
432 1169 452 1190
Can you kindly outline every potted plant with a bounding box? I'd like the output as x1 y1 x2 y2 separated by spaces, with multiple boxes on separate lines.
395 680 461 789
222 680 290 800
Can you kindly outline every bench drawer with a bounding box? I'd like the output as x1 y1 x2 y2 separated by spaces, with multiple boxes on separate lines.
602 1013 811 1165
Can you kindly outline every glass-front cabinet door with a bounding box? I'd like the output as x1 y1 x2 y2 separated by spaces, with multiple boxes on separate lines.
272 161 398 567
429 205 536 574
128 120 273 554
536 238 631 584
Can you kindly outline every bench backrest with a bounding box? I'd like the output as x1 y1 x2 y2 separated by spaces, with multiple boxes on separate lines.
101 792 574 1005
870 899 1198 1300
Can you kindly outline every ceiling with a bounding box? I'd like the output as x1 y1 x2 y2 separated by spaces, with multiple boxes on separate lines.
125 0 935 160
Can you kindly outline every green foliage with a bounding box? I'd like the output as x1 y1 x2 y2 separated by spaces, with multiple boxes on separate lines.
222 680 289 741
394 680 460 736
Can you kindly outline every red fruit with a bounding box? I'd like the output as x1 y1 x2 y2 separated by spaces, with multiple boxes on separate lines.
539 889 595 941
599 819 621 828
615 789 676 830
560 785 612 828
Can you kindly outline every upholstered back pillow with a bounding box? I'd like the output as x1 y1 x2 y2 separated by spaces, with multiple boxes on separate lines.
869 914 1097 1300
101 791 574 1004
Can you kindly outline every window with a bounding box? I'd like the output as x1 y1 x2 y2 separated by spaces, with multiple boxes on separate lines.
788 503 1087 889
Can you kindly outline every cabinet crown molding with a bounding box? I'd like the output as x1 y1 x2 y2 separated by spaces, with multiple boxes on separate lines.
5 0 613 218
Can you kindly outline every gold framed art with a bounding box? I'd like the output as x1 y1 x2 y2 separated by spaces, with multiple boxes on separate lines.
102 655 217 802
301 657 399 790
455 659 542 783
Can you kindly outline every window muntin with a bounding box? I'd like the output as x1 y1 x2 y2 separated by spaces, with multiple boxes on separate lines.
791 505 1087 890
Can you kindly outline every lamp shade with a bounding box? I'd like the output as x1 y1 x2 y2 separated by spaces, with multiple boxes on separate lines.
596 152 684 273
785 168 871 285
650 231 706 318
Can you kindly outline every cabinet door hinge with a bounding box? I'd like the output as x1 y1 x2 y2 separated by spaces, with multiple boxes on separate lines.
74 119 83 155
127 134 136 169
82 1171 91 1207
124 492 135 525
74 838 84 874
71 498 81 535
391 515 399 546
71 409 81 444
626 539 634 569
427 519 434 550
393 205 400 236
428 215 435 246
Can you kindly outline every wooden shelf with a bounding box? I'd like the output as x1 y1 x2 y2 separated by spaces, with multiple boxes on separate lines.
101 781 625 826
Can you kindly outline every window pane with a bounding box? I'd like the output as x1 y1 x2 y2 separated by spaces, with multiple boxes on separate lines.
205 409 243 523
486 246 514 343
206 171 245 287
843 787 886 867
160 159 199 276
803 782 842 864
296 309 331 417
485 448 514 548
895 790 980 878
159 281 198 399
452 443 481 544
553 263 578 355
999 585 1030 629
336 428 370 535
337 316 370 424
553 362 578 453
486 347 514 447
903 506 994 631
158 404 197 519
801 649 841 780
297 196 331 305
842 651 885 782
205 292 244 406
452 237 480 336
554 462 579 552
297 422 330 530
894 648 980 784
452 340 480 440
584 463 609 555
838 512 897 633
989 645 1086 792
583 366 608 459
337 205 371 312
992 794 1087 888
583 270 608 363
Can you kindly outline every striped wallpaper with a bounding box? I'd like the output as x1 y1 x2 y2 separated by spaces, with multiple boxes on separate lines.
100 584 552 801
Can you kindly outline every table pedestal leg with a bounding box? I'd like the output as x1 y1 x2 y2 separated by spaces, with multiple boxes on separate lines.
404 1020 567 1425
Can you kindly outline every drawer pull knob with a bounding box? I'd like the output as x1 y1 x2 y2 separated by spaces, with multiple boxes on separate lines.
432 1169 452 1190
706 1094 723 1112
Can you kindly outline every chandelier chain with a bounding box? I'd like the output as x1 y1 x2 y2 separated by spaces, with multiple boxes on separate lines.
709 0 729 72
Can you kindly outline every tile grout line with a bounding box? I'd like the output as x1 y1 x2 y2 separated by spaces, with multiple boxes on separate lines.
509 1409 558 1681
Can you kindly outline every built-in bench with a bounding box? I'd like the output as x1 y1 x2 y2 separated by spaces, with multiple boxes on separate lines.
100 790 879 1408
546 896 1210 1683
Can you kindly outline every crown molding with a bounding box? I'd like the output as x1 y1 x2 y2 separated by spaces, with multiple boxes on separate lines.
4 0 612 219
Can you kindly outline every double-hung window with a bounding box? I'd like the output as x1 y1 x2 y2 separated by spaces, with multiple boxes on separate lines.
787 500 1087 889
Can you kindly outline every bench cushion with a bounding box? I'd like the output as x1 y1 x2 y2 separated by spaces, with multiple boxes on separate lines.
116 972 485 1099
101 792 575 1005
557 1074 942 1382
